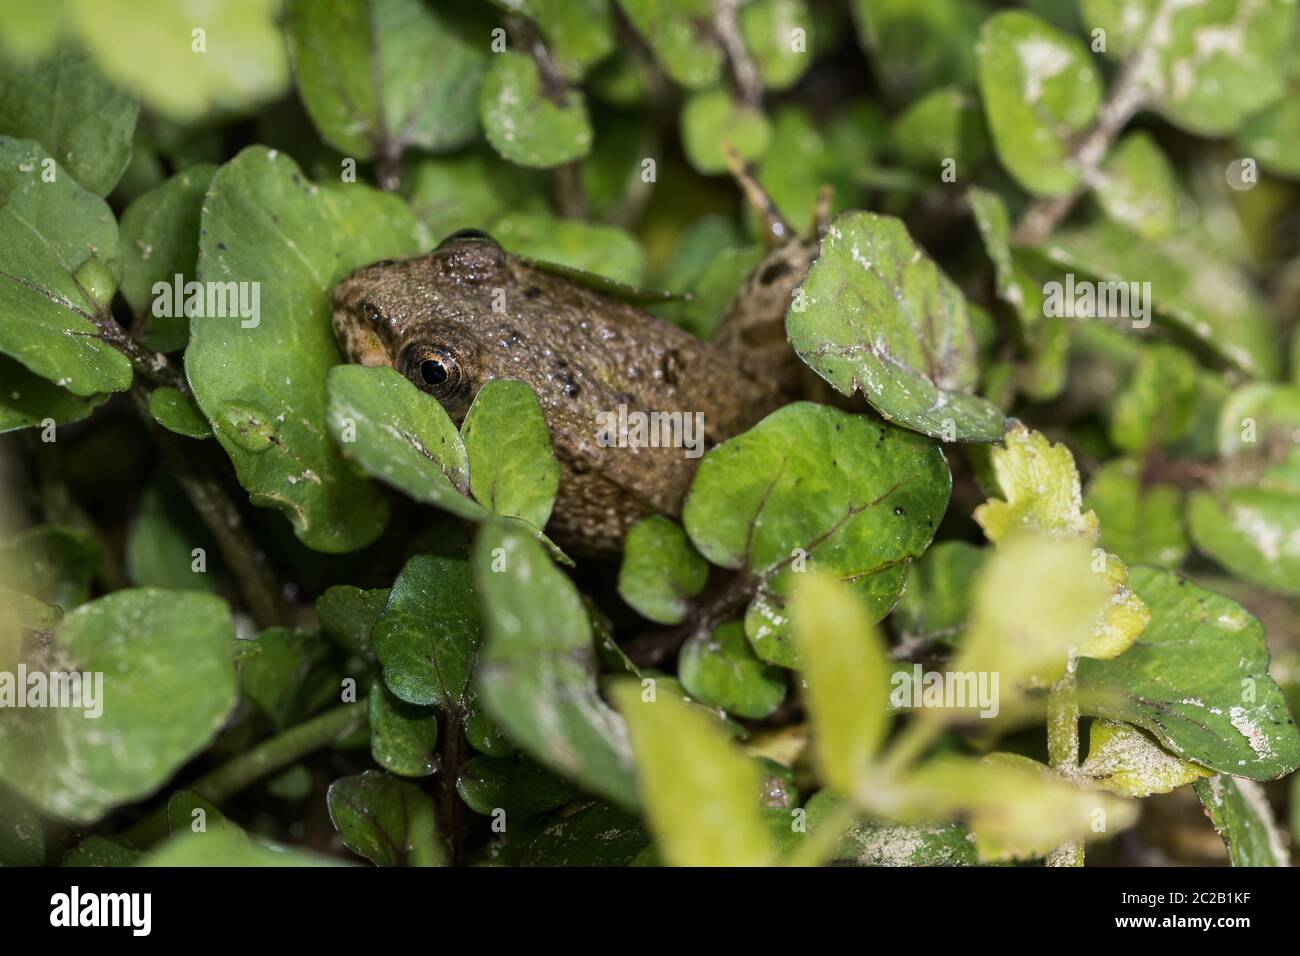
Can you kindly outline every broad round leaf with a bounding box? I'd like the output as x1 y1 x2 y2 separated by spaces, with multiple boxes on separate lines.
479 51 592 168
461 378 561 528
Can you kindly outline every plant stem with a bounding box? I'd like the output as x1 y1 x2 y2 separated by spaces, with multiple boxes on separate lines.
439 709 468 866
714 0 763 107
125 701 368 848
130 387 287 630
1046 662 1084 867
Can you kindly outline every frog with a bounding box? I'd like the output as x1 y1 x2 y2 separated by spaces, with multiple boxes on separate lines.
330 160 824 554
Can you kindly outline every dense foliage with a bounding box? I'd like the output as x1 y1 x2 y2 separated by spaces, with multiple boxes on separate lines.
2 0 1299 868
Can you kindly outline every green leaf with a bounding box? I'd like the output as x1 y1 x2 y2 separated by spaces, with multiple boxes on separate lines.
791 573 891 791
472 521 638 809
325 364 485 522
369 678 438 777
147 386 212 439
1081 0 1295 136
404 150 546 241
800 790 979 866
371 552 481 710
612 680 773 866
1194 774 1290 867
678 621 786 719
0 137 130 396
119 163 217 353
460 378 561 528
617 0 724 89
62 836 140 867
125 481 219 592
239 628 339 730
968 187 1042 328
1080 718 1213 798
70 0 290 123
142 829 345 866
853 0 987 100
285 0 483 160
890 87 988 175
892 540 984 648
488 211 645 288
740 0 814 91
1043 218 1277 379
1078 567 1300 780
0 589 237 823
519 801 649 865
1083 458 1188 568
0 355 106 434
519 0 617 80
788 211 1007 443
1237 91 1300 179
1109 342 1197 452
0 43 138 195
0 525 101 609
617 515 709 625
0 786 43 866
680 88 772 175
166 790 243 839
456 753 574 816
752 107 856 239
682 403 950 666
975 10 1102 197
1095 131 1179 240
189 147 424 553
327 770 444 866
315 584 389 660
479 51 592 168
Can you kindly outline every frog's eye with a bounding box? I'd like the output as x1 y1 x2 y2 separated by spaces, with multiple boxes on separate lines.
401 345 463 400
361 301 383 325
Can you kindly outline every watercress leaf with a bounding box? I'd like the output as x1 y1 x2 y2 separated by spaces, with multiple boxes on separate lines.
968 187 1043 329
1079 719 1212 797
239 627 339 730
325 364 484 523
465 703 514 758
1190 489 1300 597
1109 342 1198 452
892 540 984 648
119 163 217 352
680 88 772 175
752 107 854 239
405 150 547 242
1042 219 1277 378
369 678 438 777
0 786 43 866
1095 131 1179 240
0 589 237 823
0 525 101 609
479 51 592 168
611 680 773 866
801 790 979 866
286 0 483 161
0 355 106 434
788 211 1007 442
618 515 709 625
125 481 219 592
890 88 988 175
1236 92 1300 179
0 137 130 397
852 0 987 101
472 520 638 809
141 829 346 866
166 790 243 839
0 43 138 195
616 0 724 90
327 770 444 866
1083 457 1188 568
1194 774 1290 866
491 211 645 286
975 10 1102 198
520 0 617 80
456 753 575 816
682 403 950 667
520 801 650 866
1078 567 1300 780
70 0 288 123
189 147 423 553
1081 0 1295 136
740 0 815 91
315 584 389 660
678 621 786 719
460 378 561 529
370 552 481 710
672 244 766 339
61 836 140 867
791 573 890 790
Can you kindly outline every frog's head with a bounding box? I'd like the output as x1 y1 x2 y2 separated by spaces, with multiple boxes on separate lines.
331 230 507 419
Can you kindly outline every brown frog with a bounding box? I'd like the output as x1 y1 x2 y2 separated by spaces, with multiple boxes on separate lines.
331 170 822 553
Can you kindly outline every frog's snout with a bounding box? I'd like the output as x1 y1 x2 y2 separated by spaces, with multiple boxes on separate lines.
330 274 392 368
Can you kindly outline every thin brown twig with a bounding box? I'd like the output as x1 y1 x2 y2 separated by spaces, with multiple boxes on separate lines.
714 0 763 107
